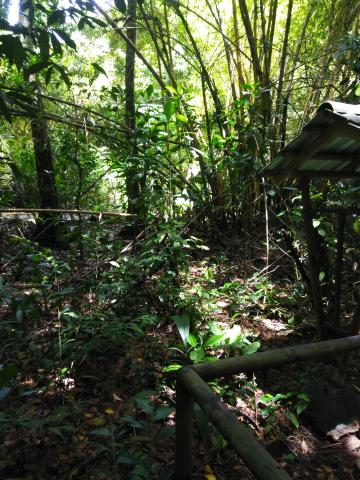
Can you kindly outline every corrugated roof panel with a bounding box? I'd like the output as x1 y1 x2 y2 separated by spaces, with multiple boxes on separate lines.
298 160 344 171
323 137 359 154
263 100 360 179
334 161 351 171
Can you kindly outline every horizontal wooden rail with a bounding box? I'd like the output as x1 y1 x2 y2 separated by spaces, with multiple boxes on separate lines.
175 335 360 479
193 335 360 380
0 208 135 218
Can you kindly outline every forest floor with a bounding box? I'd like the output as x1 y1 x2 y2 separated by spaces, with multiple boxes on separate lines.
1 218 360 479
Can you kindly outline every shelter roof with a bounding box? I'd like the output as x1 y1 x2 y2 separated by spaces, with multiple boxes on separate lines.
264 100 360 179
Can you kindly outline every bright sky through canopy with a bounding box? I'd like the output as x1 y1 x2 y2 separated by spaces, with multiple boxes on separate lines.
7 0 112 25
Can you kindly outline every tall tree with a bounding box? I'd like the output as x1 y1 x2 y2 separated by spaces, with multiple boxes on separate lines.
19 0 59 246
124 0 140 215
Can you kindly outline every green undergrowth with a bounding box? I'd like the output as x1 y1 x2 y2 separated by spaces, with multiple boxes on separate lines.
0 220 308 479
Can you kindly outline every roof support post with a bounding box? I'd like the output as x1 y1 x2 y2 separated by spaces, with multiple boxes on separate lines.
299 177 327 339
332 212 346 327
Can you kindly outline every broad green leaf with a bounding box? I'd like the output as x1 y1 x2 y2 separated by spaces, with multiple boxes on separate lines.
296 401 308 415
90 427 113 436
162 363 181 372
92 62 107 76
242 341 260 355
203 333 226 348
38 30 50 62
0 35 26 70
135 398 153 415
114 0 127 13
53 29 76 51
189 347 205 363
51 32 63 54
209 321 222 334
27 61 48 75
53 64 71 88
47 9 66 26
164 85 177 95
164 99 176 120
187 333 198 347
354 217 360 234
175 113 188 123
156 425 175 441
145 84 154 97
172 313 190 346
154 407 175 421
319 271 325 282
45 66 53 85
286 411 299 429
121 415 145 429
312 219 320 228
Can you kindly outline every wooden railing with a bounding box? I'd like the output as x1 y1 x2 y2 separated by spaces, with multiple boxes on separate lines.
175 335 360 479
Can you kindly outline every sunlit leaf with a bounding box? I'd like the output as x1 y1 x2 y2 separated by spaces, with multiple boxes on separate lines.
172 313 190 346
92 62 107 77
286 411 299 429
242 341 260 355
164 99 176 120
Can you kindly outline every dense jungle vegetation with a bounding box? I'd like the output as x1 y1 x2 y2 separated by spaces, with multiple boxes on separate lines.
1 0 360 478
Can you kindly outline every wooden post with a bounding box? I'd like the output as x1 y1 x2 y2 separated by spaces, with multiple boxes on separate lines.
335 295 360 384
175 373 194 480
332 212 346 327
179 367 291 480
299 178 327 338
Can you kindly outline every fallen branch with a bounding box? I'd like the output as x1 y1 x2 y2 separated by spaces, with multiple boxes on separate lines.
0 208 135 218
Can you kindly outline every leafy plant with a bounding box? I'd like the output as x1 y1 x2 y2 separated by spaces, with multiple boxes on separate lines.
259 391 310 432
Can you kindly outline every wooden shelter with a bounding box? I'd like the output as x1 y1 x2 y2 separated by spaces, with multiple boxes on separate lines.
264 101 360 339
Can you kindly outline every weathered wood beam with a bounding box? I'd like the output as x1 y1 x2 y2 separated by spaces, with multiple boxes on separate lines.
177 367 291 480
193 335 360 380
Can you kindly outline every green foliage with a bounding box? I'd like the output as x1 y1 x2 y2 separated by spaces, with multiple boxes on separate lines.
260 391 310 432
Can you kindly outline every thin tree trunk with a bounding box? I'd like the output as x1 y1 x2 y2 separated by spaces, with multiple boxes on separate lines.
19 0 59 246
273 0 293 154
232 0 246 94
124 0 140 215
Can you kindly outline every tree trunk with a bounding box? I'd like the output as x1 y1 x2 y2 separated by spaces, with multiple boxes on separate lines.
19 0 59 246
124 0 140 215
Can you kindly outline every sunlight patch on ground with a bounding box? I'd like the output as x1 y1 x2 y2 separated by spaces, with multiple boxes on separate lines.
260 317 290 332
